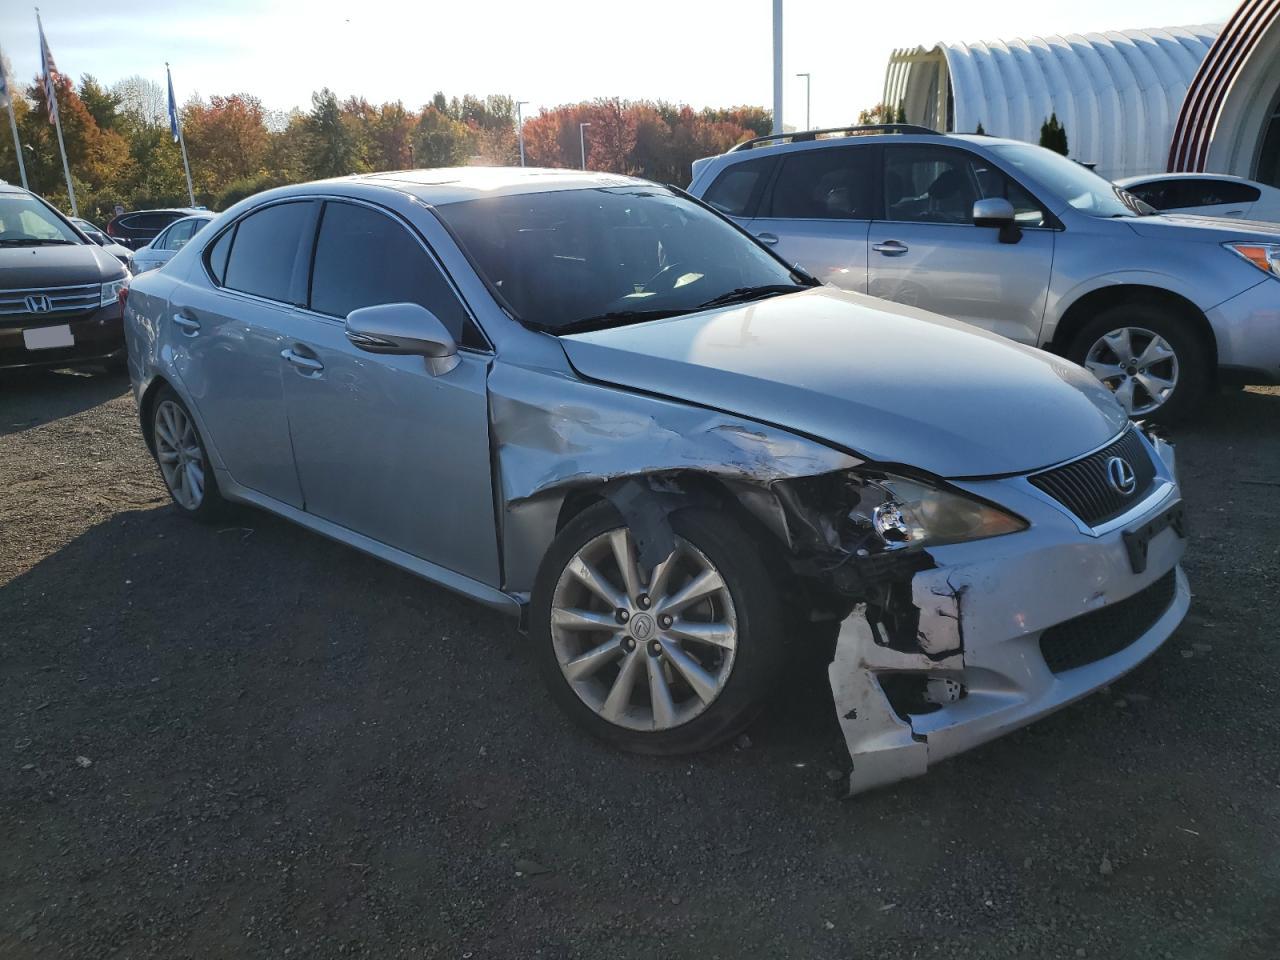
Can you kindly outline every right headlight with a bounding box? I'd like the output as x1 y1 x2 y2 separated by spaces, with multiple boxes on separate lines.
1224 242 1280 279
852 473 1027 548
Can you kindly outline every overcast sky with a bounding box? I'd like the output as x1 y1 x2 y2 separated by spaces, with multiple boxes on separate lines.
1 0 1239 126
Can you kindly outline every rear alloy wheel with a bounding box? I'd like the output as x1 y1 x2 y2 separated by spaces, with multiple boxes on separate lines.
1067 304 1208 423
532 503 785 754
151 386 225 519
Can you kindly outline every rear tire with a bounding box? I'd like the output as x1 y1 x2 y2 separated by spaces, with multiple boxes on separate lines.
1066 304 1209 423
150 385 226 521
531 502 786 755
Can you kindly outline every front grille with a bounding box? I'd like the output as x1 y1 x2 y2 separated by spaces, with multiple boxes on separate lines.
1039 570 1178 674
1029 427 1157 527
0 283 101 324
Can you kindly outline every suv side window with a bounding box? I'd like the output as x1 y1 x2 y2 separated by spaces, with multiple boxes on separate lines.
884 146 1045 226
308 201 476 345
703 157 776 218
222 201 315 303
768 147 872 220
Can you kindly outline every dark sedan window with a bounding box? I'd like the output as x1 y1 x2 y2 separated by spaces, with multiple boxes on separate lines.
308 201 471 341
1126 178 1260 209
222 202 313 302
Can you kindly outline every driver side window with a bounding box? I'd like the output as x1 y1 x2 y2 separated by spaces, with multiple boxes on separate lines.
883 147 1045 227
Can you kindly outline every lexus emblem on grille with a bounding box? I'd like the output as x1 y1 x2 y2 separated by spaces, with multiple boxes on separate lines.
24 294 52 313
1106 456 1137 495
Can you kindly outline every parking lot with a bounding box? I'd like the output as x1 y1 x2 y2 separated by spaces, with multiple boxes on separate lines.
2 369 1278 959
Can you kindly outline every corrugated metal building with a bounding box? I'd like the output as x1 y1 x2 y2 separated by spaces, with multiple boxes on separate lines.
883 0 1280 185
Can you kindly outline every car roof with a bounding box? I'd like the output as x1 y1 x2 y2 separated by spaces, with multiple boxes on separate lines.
711 130 1023 160
325 167 652 205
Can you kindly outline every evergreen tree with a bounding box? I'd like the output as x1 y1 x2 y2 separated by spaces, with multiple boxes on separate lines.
1039 112 1069 155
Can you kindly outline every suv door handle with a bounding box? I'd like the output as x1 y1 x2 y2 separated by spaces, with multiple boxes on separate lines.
173 312 201 335
281 347 324 373
872 240 909 256
755 232 779 245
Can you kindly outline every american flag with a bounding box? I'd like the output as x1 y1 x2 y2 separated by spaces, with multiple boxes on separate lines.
37 13 59 126
0 47 12 109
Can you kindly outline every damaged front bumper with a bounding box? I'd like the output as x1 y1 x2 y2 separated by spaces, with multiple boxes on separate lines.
829 436 1189 796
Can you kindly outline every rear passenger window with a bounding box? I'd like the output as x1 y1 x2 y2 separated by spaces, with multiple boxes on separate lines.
223 202 313 302
703 157 775 217
206 228 232 284
1181 179 1260 206
308 201 472 342
767 147 872 220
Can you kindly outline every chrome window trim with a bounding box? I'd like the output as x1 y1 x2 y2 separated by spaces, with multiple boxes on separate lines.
198 193 494 356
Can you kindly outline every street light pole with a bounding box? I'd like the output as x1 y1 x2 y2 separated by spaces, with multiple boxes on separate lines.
579 121 591 170
772 0 783 134
516 100 528 166
796 72 810 131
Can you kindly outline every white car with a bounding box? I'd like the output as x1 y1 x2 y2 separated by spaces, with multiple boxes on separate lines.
130 213 214 274
1116 173 1280 222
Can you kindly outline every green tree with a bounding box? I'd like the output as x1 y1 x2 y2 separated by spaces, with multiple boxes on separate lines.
79 75 122 131
896 101 907 124
1039 112 1068 155
975 120 986 135
306 88 363 178
413 106 472 167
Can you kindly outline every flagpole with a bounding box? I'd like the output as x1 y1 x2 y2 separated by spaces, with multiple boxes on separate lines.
5 97 26 190
0 43 28 189
36 10 76 216
167 64 195 206
51 101 76 215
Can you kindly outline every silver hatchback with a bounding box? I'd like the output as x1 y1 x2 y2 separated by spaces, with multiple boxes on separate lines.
690 126 1280 421
124 168 1188 795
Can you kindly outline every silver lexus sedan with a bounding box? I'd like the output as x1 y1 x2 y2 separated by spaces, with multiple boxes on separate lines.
123 168 1190 795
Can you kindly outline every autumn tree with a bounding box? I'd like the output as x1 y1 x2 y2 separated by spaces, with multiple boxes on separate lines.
183 94 271 194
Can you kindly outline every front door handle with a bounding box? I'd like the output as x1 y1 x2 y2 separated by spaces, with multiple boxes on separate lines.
755 232 780 245
872 240 909 256
173 312 201 336
281 347 324 373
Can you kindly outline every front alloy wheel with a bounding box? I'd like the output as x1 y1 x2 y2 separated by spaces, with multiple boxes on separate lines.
1084 326 1178 417
550 528 738 732
532 503 785 754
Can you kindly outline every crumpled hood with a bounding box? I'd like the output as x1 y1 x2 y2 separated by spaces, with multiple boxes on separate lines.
1123 213 1280 243
560 288 1127 478
0 243 123 288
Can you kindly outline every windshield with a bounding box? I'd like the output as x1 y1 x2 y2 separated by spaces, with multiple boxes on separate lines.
0 194 83 245
988 143 1150 218
434 186 806 332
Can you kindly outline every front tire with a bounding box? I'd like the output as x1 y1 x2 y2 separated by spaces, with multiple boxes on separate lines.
1066 303 1209 423
150 386 225 520
530 502 786 755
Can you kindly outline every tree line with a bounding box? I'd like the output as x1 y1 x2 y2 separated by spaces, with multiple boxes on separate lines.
0 73 771 222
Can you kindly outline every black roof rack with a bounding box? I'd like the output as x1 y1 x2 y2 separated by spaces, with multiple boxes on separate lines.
728 124 939 153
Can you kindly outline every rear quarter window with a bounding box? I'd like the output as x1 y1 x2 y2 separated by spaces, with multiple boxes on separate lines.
702 157 776 217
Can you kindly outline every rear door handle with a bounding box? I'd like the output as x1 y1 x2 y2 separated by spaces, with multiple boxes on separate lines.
173 312 201 335
872 240 909 256
281 347 324 373
755 232 779 245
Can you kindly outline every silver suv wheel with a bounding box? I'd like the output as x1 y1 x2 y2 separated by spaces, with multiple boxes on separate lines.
1084 326 1180 417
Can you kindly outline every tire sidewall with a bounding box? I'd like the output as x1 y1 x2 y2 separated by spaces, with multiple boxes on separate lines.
530 502 785 755
1067 304 1208 423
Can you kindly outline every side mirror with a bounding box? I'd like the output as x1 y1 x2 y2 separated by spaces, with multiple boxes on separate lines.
972 198 1022 245
345 302 460 375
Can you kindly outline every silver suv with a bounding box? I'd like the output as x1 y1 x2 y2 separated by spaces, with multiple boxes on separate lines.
689 125 1280 421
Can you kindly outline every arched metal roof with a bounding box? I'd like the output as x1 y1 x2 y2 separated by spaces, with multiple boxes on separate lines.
886 25 1221 180
1169 0 1280 172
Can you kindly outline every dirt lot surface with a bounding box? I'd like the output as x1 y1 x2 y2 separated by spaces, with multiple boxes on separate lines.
2 369 1278 959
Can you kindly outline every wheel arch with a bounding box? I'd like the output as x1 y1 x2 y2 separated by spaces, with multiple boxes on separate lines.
137 374 173 456
1047 284 1218 374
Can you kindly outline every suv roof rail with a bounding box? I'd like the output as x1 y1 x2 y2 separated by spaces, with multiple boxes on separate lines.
728 124 939 153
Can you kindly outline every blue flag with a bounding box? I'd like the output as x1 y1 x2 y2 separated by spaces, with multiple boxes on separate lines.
167 65 180 143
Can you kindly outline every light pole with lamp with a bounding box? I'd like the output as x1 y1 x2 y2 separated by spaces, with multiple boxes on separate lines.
579 121 591 169
515 100 528 166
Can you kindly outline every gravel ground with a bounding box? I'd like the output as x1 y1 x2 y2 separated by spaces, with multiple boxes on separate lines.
2 368 1278 959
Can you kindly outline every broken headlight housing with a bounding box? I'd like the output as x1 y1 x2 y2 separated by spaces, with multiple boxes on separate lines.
852 474 1027 548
